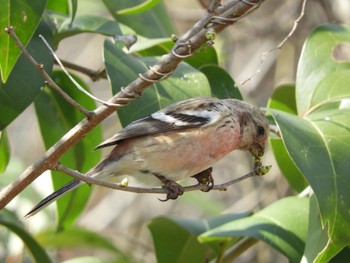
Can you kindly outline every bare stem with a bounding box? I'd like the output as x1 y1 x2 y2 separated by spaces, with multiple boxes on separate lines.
55 163 257 194
242 0 308 85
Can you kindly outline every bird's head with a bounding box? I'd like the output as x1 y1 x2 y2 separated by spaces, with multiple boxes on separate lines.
234 101 269 158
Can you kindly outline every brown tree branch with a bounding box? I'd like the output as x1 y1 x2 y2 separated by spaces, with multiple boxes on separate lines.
55 163 258 194
0 0 265 209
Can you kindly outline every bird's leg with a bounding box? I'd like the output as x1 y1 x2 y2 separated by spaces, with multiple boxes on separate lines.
191 167 214 192
154 174 184 202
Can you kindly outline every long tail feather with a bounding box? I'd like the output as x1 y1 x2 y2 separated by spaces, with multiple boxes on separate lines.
24 179 82 218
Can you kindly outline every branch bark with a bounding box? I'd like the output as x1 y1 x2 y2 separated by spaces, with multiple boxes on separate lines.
55 163 258 194
0 0 264 209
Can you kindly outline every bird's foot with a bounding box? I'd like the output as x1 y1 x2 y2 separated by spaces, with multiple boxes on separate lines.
155 175 184 202
192 167 214 192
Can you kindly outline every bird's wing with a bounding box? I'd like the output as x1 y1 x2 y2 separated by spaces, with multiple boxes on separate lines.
95 98 223 149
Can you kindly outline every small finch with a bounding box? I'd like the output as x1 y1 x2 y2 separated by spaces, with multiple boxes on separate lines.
25 97 269 217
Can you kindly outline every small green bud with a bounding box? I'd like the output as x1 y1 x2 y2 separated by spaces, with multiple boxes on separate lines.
205 29 216 41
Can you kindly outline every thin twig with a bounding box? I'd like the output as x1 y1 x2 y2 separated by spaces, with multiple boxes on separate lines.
39 35 122 108
4 27 93 118
241 0 308 85
56 59 106 81
55 163 257 194
0 0 264 209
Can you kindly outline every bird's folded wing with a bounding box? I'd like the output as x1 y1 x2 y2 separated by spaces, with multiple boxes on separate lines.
95 98 222 149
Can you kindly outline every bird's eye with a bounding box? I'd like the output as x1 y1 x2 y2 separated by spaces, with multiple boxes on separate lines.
257 126 265 136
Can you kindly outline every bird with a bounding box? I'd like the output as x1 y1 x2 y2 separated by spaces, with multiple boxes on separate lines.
25 97 269 218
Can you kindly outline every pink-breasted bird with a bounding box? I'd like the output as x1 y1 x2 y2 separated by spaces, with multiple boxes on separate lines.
25 97 269 217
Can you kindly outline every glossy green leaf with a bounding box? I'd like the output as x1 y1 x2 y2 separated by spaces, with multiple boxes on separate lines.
70 0 78 24
34 71 101 229
184 47 218 69
0 0 46 82
103 40 211 126
148 213 250 263
37 227 128 260
282 23 350 260
48 13 122 44
0 21 54 130
271 109 350 259
129 37 173 55
268 84 297 114
200 197 309 263
116 0 160 15
0 210 52 263
199 65 242 100
103 0 174 38
267 85 308 192
0 130 10 173
296 24 350 116
46 0 69 14
303 195 346 263
149 217 209 263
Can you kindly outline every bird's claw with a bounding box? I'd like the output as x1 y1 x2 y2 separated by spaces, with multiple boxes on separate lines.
158 180 184 202
192 167 214 192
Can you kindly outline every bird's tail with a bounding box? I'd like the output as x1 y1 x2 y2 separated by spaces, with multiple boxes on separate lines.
24 178 83 218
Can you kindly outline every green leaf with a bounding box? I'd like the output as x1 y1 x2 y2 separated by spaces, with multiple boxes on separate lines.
303 195 347 263
116 0 160 15
0 20 54 130
129 37 173 55
267 85 308 192
103 40 211 126
148 213 250 263
149 217 210 263
270 109 350 259
200 197 309 263
281 23 350 261
37 227 128 260
0 0 46 82
103 0 174 38
48 13 122 44
268 84 298 114
199 65 242 100
0 130 10 173
296 24 350 116
34 71 101 229
0 210 52 263
46 0 69 14
184 47 218 69
70 0 78 24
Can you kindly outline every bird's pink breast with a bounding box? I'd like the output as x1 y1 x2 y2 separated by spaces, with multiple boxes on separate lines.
125 123 241 181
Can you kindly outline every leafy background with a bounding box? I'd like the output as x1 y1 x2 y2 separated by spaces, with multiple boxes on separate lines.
1 0 350 262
